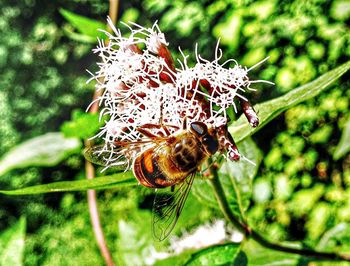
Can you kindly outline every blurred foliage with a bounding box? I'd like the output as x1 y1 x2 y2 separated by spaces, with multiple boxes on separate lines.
0 217 26 266
0 0 349 265
229 60 350 143
249 84 350 246
60 110 102 139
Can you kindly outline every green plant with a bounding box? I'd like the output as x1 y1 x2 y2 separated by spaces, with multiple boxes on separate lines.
1 1 349 265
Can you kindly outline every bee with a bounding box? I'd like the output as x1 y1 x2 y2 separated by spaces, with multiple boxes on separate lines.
85 120 219 241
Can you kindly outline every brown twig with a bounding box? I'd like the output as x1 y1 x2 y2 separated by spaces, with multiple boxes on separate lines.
85 161 115 266
85 1 119 265
208 161 350 262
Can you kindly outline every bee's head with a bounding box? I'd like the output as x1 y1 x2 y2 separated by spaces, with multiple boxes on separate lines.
190 121 219 155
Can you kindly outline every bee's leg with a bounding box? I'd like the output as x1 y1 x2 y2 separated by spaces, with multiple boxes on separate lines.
157 106 173 136
139 123 162 129
182 116 187 130
216 124 240 161
137 123 166 137
161 123 181 136
164 124 180 130
139 122 174 137
161 124 171 136
138 123 178 137
136 127 162 140
170 185 175 192
158 100 170 135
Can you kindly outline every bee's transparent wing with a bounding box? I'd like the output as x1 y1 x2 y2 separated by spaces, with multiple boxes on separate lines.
85 140 156 171
84 144 130 171
84 145 109 166
152 173 195 241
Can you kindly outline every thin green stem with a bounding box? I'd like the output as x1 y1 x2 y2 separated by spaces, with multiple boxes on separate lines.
208 163 350 261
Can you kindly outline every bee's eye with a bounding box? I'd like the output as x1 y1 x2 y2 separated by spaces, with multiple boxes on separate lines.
190 122 207 136
202 135 218 155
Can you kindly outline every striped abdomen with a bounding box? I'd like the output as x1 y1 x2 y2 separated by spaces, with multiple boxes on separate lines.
132 135 207 189
133 147 189 188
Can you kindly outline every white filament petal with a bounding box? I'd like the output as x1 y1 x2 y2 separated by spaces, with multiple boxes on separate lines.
88 20 272 167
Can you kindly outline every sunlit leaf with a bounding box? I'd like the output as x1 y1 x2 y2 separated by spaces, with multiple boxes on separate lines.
0 217 26 266
230 60 350 143
240 239 301 266
0 172 136 195
0 133 81 175
185 243 240 266
220 137 263 216
59 8 106 40
192 177 218 211
333 116 350 160
192 137 262 220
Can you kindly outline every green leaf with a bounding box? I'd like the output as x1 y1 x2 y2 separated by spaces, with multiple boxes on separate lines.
229 60 350 143
60 110 102 139
240 239 301 266
317 223 350 254
192 137 262 220
0 133 81 175
192 177 217 211
59 8 106 40
0 172 136 195
62 25 97 44
0 217 26 266
334 116 350 160
220 137 263 217
185 243 241 266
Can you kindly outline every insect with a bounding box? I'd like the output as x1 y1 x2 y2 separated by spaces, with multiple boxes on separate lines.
85 120 220 241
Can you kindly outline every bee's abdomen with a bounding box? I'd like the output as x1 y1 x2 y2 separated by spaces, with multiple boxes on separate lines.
133 148 170 188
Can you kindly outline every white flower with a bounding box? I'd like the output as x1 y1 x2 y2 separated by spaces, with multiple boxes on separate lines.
88 19 273 168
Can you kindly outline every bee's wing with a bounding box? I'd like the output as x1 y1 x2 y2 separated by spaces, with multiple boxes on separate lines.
152 172 196 241
84 145 110 166
84 144 130 171
84 140 156 171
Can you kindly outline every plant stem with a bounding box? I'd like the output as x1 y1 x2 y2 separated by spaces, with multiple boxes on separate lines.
85 161 115 266
85 1 119 266
208 164 350 261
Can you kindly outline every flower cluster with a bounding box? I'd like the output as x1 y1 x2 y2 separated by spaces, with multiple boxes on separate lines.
88 18 272 167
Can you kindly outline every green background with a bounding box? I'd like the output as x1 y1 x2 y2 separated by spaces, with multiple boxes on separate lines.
0 0 349 265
